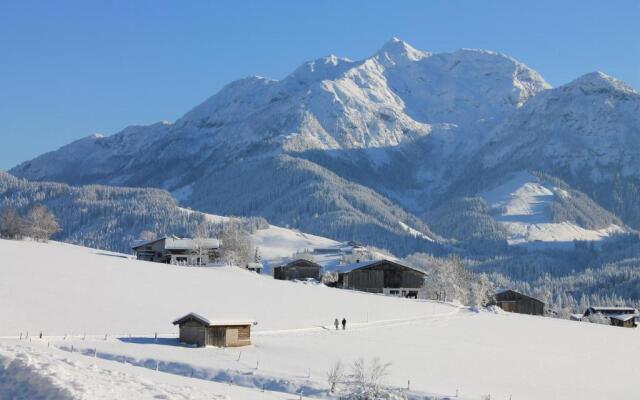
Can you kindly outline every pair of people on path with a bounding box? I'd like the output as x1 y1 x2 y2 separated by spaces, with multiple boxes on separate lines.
334 317 346 330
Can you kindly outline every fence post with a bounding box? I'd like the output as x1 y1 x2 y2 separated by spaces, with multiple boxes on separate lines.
156 360 160 371
407 380 410 390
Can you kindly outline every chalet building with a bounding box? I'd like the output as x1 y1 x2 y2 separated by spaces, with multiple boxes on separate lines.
583 307 638 328
493 290 545 316
273 259 322 281
336 259 425 298
172 313 252 347
132 236 220 266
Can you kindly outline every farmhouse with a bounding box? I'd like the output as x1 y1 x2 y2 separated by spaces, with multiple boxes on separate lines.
336 259 425 298
172 313 252 347
493 289 546 315
132 236 219 265
273 259 322 281
583 307 638 328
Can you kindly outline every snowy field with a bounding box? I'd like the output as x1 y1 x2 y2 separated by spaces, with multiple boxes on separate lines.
1 239 639 399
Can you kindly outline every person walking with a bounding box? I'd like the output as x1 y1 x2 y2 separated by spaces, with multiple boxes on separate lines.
341 317 347 330
334 318 339 330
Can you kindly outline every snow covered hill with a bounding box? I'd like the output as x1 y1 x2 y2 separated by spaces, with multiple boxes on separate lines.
480 171 625 248
471 71 640 228
1 239 639 400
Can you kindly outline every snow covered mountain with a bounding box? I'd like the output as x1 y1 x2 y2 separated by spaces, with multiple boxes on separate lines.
9 38 639 254
456 72 640 228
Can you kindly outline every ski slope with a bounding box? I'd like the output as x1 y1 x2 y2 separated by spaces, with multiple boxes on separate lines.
1 239 639 399
183 206 342 262
481 171 624 248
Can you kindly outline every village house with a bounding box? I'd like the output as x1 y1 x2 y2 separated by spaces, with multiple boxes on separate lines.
172 313 253 347
583 306 638 328
493 289 546 316
336 259 425 298
132 236 220 266
273 259 322 281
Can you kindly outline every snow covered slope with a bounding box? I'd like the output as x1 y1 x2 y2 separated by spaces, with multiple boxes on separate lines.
0 342 297 400
472 72 640 228
0 239 443 335
480 171 625 248
1 239 639 400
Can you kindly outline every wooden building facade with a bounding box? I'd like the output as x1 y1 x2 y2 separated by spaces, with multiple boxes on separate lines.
273 259 322 281
337 260 425 298
493 290 545 316
172 313 252 347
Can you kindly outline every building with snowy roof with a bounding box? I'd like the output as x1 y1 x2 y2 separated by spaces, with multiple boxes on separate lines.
336 259 425 298
132 236 220 266
583 307 638 328
172 313 253 347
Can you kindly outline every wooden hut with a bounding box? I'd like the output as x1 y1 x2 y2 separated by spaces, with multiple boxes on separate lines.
583 307 638 328
336 259 425 297
172 313 252 347
493 289 545 315
273 259 322 281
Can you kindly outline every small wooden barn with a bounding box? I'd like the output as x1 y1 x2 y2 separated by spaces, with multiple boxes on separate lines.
336 259 425 297
583 307 638 328
172 313 252 347
273 259 322 281
493 290 545 315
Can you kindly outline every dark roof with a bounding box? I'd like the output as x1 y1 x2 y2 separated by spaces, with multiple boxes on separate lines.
584 307 638 315
495 289 546 305
335 259 426 275
281 259 321 268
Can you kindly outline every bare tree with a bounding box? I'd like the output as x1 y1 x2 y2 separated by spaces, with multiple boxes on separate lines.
219 222 253 266
0 207 27 239
327 360 344 394
26 204 60 241
329 358 402 399
191 221 210 266
138 230 156 242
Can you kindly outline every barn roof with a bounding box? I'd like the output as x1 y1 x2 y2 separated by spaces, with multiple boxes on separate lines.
609 314 636 322
585 306 638 315
172 312 253 326
281 259 321 268
333 259 425 275
495 289 546 304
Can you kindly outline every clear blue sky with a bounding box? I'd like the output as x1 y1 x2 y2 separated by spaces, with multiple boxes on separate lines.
1 0 638 170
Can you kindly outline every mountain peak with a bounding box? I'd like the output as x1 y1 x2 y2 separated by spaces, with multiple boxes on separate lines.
375 37 428 64
565 71 637 94
287 54 354 83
